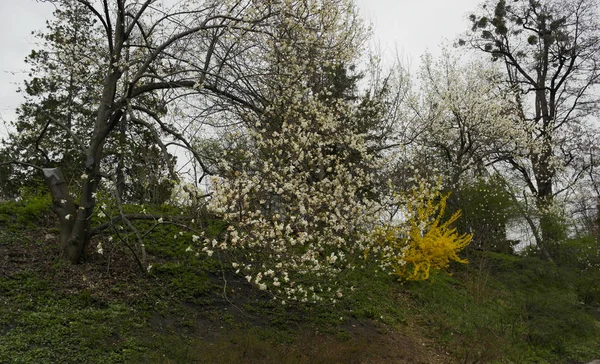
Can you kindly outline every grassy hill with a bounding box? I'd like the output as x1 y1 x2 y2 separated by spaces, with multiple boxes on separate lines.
1 196 599 363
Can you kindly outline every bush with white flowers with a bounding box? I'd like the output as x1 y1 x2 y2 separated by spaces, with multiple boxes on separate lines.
195 0 383 303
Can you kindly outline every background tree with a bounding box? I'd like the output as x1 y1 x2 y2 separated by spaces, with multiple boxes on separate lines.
406 50 524 251
0 1 102 198
409 50 523 187
461 0 600 259
0 2 177 204
1 0 275 263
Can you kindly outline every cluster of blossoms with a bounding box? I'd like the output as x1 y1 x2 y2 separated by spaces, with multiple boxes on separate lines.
186 0 382 303
410 50 528 183
203 88 381 302
176 0 474 302
371 180 472 281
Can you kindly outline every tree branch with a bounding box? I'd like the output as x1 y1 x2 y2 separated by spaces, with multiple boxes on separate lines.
131 104 213 174
126 111 178 181
0 160 44 172
47 116 87 155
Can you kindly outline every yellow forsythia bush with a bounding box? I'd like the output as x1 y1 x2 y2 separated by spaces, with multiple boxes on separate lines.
374 181 472 281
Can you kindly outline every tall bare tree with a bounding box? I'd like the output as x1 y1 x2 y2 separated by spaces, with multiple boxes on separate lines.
461 0 600 259
1 0 276 263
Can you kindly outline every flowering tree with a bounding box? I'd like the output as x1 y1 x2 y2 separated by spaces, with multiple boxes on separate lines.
461 0 600 259
392 50 525 250
191 0 474 302
197 0 385 303
0 0 473 295
409 50 523 188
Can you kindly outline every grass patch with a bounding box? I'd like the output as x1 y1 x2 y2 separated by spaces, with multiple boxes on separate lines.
1 205 599 363
0 272 146 364
0 193 52 229
402 252 600 363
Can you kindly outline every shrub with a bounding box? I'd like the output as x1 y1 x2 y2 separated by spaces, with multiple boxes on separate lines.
554 235 600 306
0 189 52 228
448 176 518 253
373 180 472 281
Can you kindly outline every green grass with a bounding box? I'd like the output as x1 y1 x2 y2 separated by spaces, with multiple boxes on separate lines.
0 193 52 229
1 197 600 363
401 252 600 363
0 272 145 364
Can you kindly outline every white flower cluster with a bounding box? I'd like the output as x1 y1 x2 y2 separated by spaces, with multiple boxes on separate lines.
204 95 381 301
410 49 530 184
196 0 379 302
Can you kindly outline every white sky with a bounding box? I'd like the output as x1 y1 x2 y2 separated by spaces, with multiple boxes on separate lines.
0 0 481 133
355 0 480 66
0 1 55 134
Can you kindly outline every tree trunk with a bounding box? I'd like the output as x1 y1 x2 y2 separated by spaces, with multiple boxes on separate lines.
531 117 556 261
116 114 127 200
595 196 600 241
43 168 83 263
536 198 557 263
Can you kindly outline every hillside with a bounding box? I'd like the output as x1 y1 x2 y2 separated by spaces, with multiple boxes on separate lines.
1 198 600 364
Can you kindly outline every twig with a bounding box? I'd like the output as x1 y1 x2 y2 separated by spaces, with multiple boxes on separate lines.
217 250 253 318
91 213 194 235
113 188 148 271
47 116 87 155
112 224 146 273
0 160 44 171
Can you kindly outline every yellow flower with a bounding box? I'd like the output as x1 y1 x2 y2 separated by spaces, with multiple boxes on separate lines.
373 180 471 281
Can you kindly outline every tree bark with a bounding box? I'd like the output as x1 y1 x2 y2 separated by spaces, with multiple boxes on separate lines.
595 196 600 241
43 168 80 262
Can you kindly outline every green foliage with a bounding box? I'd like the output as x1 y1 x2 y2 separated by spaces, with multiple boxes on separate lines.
407 271 520 363
449 176 518 253
2 206 600 363
339 262 408 326
0 272 145 364
405 252 600 362
540 210 570 256
524 289 597 356
0 0 176 205
0 1 100 193
482 252 600 360
553 235 600 307
555 235 600 269
90 201 192 257
205 219 227 238
150 262 213 302
0 191 52 228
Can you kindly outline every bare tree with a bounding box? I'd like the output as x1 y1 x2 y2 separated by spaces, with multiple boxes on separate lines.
1 0 277 263
461 0 600 259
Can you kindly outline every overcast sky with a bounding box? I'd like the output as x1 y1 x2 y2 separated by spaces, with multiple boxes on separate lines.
0 0 481 133
0 1 55 134
355 0 480 65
